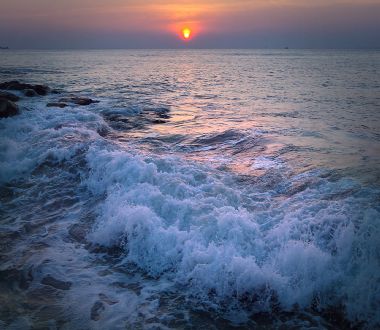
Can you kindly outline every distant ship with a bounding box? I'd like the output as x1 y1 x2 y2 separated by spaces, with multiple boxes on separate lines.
0 46 9 49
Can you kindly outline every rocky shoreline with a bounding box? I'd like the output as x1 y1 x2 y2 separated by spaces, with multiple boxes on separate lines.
0 80 99 118
0 80 172 134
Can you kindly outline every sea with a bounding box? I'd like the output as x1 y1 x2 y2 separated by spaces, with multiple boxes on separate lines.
0 49 379 329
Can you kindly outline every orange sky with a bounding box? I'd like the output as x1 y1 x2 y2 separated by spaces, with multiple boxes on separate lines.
1 0 379 48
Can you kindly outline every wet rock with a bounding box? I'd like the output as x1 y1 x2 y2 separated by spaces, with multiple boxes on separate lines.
0 98 19 118
19 267 34 290
88 244 124 257
0 267 33 290
104 107 171 132
41 275 72 290
0 80 28 90
97 126 109 137
142 107 171 124
33 84 49 96
90 301 105 321
98 269 112 276
99 293 119 305
0 90 20 102
152 107 170 118
46 102 67 108
285 181 311 196
24 89 37 97
111 282 142 295
0 80 49 95
26 285 61 309
152 119 167 124
68 224 87 243
59 96 99 106
0 268 21 284
0 184 15 199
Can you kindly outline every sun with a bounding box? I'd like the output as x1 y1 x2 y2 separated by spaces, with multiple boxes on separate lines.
182 27 192 40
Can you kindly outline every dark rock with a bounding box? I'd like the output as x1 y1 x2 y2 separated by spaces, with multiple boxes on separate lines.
97 126 109 137
87 243 124 257
33 84 49 96
0 80 28 90
0 268 22 286
59 96 99 106
24 89 37 97
41 275 72 290
68 224 87 243
19 267 34 290
99 293 119 305
0 267 33 290
111 282 142 295
46 102 67 108
0 80 49 95
0 98 19 118
152 119 167 124
26 286 61 309
90 301 105 321
0 90 20 102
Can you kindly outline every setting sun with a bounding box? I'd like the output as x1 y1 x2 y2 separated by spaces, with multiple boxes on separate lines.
182 27 191 40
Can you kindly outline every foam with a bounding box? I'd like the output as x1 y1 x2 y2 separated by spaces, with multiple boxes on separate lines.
86 147 380 325
251 156 283 170
0 100 107 184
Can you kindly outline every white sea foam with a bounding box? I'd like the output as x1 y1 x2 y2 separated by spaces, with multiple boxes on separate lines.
85 146 380 325
0 100 106 184
251 156 283 170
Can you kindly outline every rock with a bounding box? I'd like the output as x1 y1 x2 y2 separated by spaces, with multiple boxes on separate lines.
24 89 37 97
99 293 119 305
19 267 34 290
46 102 67 108
26 286 58 308
41 275 72 290
0 90 20 102
0 267 33 290
90 301 105 321
68 224 87 243
88 243 124 257
0 80 28 90
59 96 99 106
111 282 142 295
97 126 109 137
0 98 19 118
152 119 166 124
33 84 49 96
0 80 49 95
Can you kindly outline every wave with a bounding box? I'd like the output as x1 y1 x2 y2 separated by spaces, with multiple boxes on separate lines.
1 97 379 328
85 144 380 326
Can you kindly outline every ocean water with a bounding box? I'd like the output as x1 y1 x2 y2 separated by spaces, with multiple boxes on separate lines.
0 49 379 329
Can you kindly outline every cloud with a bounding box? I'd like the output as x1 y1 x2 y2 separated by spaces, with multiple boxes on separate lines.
1 0 379 48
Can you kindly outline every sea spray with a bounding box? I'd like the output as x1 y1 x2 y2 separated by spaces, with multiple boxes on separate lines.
85 147 380 325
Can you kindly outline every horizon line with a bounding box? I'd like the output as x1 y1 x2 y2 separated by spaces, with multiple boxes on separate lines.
1 47 380 51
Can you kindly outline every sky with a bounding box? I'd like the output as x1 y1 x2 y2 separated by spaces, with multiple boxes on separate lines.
1 0 379 49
